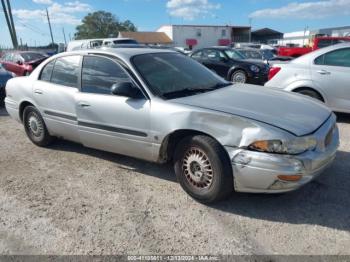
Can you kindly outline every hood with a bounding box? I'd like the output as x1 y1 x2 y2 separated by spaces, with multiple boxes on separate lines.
172 84 331 136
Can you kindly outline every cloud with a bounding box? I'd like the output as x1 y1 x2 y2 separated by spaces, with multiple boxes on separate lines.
13 1 92 25
250 0 350 19
166 0 220 20
33 0 53 4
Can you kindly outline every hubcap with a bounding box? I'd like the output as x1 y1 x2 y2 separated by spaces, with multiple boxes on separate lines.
232 72 246 83
182 147 213 189
27 113 43 137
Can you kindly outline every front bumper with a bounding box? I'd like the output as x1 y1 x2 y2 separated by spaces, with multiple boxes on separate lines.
247 73 268 86
227 115 339 193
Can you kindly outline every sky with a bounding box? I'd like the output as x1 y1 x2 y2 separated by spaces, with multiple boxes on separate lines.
1 0 350 48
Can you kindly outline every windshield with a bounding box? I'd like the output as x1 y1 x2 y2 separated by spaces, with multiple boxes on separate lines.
21 52 46 62
224 49 246 60
238 50 262 60
132 53 230 99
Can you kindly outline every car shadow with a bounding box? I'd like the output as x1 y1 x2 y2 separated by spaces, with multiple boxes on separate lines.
0 106 9 116
49 139 177 183
336 112 350 124
210 150 350 232
49 139 349 232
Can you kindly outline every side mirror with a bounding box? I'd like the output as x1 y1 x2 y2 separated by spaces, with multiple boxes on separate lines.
16 60 23 65
111 82 144 99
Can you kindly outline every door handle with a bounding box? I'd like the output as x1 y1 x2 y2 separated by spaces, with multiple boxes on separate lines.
78 102 90 108
317 70 331 75
34 89 43 94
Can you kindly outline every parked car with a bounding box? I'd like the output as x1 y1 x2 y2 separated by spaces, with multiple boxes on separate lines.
0 51 48 76
236 48 293 63
0 63 13 103
4 48 339 203
265 43 350 113
190 47 269 84
102 38 139 47
67 39 104 51
278 36 350 58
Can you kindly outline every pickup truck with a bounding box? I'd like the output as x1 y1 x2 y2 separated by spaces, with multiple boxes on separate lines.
278 36 350 57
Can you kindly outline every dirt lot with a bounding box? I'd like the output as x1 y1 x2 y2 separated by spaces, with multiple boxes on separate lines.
0 106 349 255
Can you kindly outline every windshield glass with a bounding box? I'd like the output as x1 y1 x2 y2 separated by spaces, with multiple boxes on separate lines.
224 49 246 60
21 52 46 62
132 53 230 99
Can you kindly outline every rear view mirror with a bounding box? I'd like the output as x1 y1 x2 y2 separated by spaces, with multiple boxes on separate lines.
111 82 144 99
16 60 23 65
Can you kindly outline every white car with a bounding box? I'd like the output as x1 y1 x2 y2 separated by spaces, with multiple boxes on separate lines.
265 43 350 113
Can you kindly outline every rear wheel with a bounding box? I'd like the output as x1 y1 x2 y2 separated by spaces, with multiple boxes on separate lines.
23 106 54 147
174 135 233 203
296 88 323 102
231 70 247 84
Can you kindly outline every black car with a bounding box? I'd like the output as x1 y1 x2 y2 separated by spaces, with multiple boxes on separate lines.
190 47 269 85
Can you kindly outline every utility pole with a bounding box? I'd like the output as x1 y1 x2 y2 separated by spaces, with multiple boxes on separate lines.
1 0 18 48
62 27 67 45
46 8 55 47
6 0 18 48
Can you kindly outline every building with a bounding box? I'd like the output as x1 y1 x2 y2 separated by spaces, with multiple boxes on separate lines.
251 28 283 45
118 31 173 45
157 25 251 50
278 25 350 47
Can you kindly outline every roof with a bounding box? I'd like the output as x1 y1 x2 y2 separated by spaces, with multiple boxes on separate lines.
118 32 173 44
252 28 283 36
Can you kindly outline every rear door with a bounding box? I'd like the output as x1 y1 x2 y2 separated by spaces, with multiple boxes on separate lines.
311 47 350 112
32 55 81 142
75 55 152 160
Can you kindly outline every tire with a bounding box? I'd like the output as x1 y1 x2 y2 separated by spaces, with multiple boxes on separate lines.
231 70 247 84
174 135 233 203
296 89 323 102
23 106 54 147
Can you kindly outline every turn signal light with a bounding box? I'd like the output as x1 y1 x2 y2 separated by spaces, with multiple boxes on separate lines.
277 175 302 182
268 67 281 80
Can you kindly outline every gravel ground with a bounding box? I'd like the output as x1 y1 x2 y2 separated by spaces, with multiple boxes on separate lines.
0 106 349 255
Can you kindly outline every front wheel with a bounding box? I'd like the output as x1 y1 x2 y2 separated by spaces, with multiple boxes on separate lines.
23 106 54 147
231 70 247 84
174 135 233 203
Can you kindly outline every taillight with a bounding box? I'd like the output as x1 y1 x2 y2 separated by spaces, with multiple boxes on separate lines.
268 67 281 80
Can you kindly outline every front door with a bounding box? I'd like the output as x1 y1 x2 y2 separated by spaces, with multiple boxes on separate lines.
202 49 229 78
75 55 152 160
311 47 350 112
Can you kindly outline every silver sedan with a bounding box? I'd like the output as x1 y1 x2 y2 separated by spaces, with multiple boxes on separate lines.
4 48 339 203
265 43 350 113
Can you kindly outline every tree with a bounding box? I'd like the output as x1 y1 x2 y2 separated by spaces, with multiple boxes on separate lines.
74 11 137 40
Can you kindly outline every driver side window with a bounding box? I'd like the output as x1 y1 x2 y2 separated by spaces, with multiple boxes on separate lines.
81 56 130 95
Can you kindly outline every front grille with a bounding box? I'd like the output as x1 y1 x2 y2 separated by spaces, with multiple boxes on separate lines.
324 125 334 148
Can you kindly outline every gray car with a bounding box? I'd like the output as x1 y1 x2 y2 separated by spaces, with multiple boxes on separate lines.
265 43 350 113
4 48 339 203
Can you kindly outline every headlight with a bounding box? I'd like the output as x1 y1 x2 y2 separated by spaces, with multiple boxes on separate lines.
248 137 317 155
250 65 260 73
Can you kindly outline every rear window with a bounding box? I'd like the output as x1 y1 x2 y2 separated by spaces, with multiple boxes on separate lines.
113 39 138 45
51 56 80 88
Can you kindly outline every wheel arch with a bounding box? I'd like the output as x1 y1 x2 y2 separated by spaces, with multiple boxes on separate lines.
291 86 326 102
19 100 35 122
157 129 230 164
227 66 247 80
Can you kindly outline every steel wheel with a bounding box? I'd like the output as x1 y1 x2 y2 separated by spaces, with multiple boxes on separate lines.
182 147 213 189
231 70 247 83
